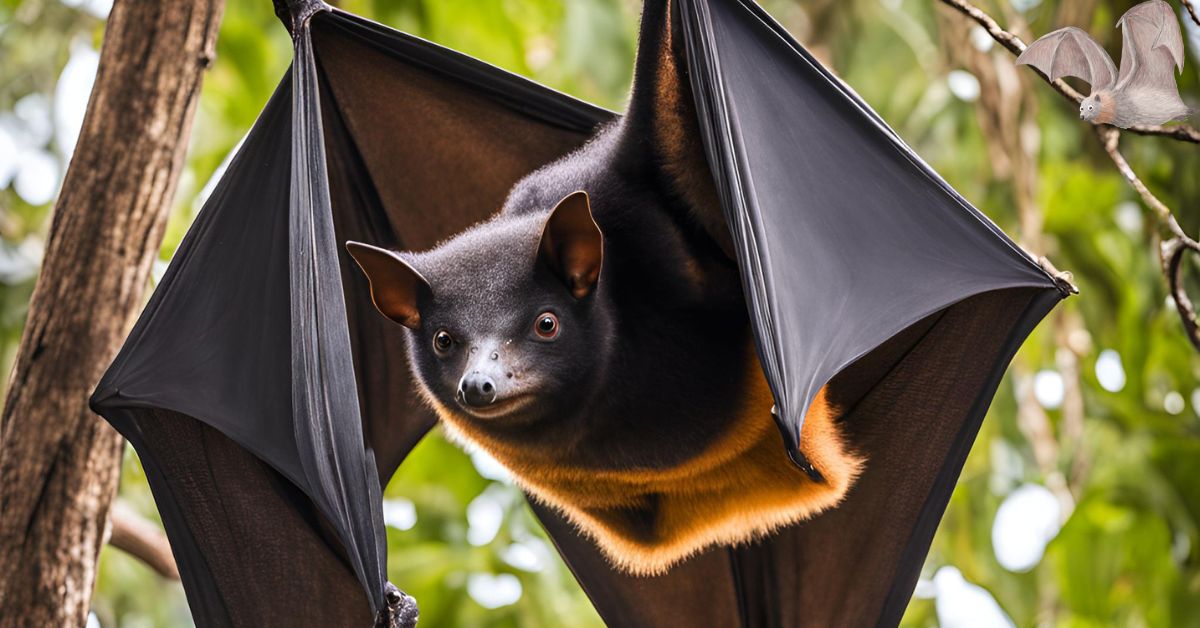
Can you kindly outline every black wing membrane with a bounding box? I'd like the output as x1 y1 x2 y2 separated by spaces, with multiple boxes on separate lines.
91 6 609 624
684 0 1059 623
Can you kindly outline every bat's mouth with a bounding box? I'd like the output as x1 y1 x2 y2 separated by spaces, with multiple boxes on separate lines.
456 393 535 419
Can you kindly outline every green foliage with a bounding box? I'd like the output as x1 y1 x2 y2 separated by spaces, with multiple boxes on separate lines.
1 0 1198 626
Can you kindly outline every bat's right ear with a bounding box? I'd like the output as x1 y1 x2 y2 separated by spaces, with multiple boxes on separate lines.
538 191 603 299
346 241 431 329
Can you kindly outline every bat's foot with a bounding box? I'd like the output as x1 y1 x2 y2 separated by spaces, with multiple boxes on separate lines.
375 582 419 628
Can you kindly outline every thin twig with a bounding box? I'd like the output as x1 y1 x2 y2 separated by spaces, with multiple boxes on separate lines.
1096 121 1200 351
1182 0 1200 29
1164 237 1200 350
939 0 1200 144
1094 126 1192 243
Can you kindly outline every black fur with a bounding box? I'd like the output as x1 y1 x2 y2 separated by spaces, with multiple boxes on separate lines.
374 1 753 471
405 115 748 463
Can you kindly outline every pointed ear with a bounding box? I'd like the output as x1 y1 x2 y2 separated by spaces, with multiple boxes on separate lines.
538 191 603 299
346 241 431 329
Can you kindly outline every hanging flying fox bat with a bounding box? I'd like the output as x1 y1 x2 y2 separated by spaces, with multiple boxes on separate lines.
1016 0 1192 128
346 0 862 575
92 0 1067 623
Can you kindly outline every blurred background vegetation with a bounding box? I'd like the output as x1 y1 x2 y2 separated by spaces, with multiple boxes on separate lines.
1 0 1198 625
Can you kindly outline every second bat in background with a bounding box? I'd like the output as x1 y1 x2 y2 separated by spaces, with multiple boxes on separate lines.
1017 0 1193 128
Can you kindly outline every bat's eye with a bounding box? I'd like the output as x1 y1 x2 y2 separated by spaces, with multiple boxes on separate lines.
534 312 559 339
433 329 454 354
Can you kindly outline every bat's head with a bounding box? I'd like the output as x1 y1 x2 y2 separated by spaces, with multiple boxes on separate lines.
1080 94 1101 121
1079 92 1116 123
346 191 613 434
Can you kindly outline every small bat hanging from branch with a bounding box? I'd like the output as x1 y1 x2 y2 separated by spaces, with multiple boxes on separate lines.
1016 0 1193 128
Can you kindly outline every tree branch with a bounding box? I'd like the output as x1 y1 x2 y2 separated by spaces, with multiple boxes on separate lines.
1182 0 1200 29
108 500 179 580
939 0 1200 351
1093 126 1200 350
939 0 1200 144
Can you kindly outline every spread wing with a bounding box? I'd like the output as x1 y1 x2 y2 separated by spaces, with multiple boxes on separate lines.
1016 27 1118 92
94 1 1065 626
91 7 610 624
539 1 1063 626
1115 0 1186 93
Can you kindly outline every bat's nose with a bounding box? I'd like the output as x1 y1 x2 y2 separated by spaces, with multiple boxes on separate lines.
459 372 497 407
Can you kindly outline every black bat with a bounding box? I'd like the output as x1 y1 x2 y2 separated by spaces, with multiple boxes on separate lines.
91 0 1068 625
343 1 860 575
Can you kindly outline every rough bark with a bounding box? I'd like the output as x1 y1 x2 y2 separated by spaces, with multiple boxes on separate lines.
0 1 224 625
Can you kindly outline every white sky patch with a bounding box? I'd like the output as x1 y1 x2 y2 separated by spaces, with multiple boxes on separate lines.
1033 369 1064 409
13 94 53 148
470 447 513 484
13 150 61 206
947 70 981 102
0 125 17 188
0 237 42 285
502 540 547 573
1114 201 1142 237
1164 391 1185 415
992 483 1062 572
933 566 1016 628
466 488 505 546
467 573 522 609
1095 349 1126 393
382 497 417 531
150 259 171 287
912 577 936 599
1183 7 1200 68
970 26 994 52
1010 0 1042 12
55 42 100 162
61 0 112 19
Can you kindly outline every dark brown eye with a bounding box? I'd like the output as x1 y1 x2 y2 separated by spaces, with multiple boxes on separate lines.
534 312 559 339
433 330 454 353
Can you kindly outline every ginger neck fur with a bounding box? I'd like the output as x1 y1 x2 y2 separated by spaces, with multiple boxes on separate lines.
425 350 863 576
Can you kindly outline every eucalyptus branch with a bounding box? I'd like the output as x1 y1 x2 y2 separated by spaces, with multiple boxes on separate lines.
940 0 1200 351
1095 126 1191 243
939 0 1200 144
1097 126 1200 349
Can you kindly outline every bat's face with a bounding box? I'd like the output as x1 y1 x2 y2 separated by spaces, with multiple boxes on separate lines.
405 253 611 431
348 192 612 436
1080 95 1102 121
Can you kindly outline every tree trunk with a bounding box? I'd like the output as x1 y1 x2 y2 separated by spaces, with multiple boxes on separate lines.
0 1 224 625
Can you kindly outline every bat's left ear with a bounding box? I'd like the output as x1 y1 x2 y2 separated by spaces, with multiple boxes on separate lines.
538 191 603 299
345 241 432 329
